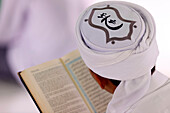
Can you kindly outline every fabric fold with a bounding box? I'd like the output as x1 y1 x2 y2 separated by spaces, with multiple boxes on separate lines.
106 72 151 113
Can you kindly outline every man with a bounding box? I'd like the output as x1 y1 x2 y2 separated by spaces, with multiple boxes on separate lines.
75 1 170 113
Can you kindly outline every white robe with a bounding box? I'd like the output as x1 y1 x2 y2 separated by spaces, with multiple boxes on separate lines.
127 80 170 113
114 72 170 113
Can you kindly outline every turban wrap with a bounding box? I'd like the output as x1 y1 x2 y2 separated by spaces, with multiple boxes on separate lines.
75 1 168 113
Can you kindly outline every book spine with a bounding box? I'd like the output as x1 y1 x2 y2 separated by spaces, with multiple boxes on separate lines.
18 72 42 113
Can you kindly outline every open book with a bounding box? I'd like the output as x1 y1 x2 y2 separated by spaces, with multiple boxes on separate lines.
18 50 112 113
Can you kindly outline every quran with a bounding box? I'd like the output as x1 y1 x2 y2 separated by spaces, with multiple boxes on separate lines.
18 50 112 113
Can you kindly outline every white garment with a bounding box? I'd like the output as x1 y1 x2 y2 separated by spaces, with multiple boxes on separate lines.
126 72 170 113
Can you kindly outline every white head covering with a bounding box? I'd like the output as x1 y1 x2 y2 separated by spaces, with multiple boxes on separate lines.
76 1 168 113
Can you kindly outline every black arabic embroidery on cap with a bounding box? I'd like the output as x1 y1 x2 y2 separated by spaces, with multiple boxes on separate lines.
85 5 136 44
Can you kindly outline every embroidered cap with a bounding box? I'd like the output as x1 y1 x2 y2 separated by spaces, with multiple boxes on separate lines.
79 2 146 52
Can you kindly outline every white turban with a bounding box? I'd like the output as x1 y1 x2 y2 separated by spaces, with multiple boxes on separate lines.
75 1 168 113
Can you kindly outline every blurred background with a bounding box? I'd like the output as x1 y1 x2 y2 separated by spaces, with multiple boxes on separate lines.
0 0 169 112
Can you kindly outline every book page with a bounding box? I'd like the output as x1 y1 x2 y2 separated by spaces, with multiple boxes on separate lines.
61 50 112 113
20 59 90 113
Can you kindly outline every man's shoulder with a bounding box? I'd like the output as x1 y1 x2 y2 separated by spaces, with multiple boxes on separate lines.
126 79 170 113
